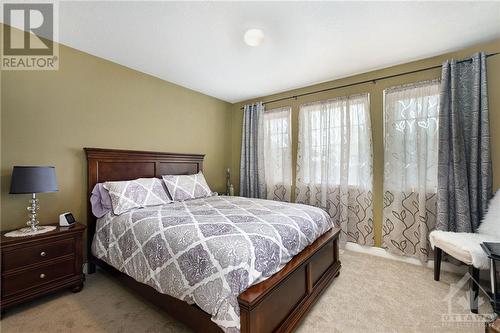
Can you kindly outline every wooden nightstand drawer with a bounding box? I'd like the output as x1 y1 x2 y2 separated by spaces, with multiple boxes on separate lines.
2 258 75 297
2 238 75 272
1 223 85 310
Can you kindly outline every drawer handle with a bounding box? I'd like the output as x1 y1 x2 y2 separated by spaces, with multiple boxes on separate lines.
40 273 46 279
40 251 47 257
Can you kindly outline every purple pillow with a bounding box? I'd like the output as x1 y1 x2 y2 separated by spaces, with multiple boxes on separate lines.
90 183 112 218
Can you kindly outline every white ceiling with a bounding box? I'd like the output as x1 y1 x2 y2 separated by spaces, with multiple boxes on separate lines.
31 2 500 102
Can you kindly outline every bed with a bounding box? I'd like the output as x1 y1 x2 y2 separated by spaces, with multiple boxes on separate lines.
85 148 341 333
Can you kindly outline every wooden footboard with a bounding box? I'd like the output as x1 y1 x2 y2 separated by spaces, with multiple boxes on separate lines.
239 227 341 333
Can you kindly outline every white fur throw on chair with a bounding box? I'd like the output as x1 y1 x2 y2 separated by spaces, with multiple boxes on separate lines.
429 191 500 269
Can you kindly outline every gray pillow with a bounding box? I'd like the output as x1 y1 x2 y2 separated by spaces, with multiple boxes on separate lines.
162 172 213 201
104 178 171 215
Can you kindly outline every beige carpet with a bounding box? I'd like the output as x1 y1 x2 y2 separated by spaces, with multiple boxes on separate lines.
1 250 494 333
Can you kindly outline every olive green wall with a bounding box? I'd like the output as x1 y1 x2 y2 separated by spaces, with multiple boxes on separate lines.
231 39 500 247
1 38 232 231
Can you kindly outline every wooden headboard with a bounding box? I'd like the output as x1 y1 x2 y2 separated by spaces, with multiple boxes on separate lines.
84 148 205 269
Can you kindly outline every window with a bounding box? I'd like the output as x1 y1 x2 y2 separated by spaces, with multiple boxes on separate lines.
296 93 372 188
263 107 292 201
383 80 440 191
382 80 440 261
295 93 374 246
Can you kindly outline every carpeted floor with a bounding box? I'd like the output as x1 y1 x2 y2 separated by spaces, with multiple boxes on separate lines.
1 250 494 333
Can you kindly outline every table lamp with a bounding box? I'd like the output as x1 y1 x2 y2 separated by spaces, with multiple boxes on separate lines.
9 166 58 232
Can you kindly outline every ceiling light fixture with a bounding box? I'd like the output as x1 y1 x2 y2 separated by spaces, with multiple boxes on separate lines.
244 29 264 47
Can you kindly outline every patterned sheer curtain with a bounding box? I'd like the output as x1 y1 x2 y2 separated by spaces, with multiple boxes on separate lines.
296 93 374 246
263 107 292 201
382 80 440 262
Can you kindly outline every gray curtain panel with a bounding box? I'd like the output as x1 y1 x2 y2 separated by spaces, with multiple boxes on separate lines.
437 52 492 232
239 102 267 198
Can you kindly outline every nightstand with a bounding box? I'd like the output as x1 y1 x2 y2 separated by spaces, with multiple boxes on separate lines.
0 223 85 312
481 242 500 314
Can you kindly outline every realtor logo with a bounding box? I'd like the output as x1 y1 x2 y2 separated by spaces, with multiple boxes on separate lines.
441 272 495 328
1 1 59 70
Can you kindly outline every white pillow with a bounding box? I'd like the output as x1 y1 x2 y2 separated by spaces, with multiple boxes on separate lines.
104 178 171 215
162 172 213 201
477 191 500 237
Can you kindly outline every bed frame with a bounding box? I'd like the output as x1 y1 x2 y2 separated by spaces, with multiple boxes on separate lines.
85 148 341 333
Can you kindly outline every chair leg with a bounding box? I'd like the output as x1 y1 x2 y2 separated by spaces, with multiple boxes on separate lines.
469 266 480 314
434 247 442 281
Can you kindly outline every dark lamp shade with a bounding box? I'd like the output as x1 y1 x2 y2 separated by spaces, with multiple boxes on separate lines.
9 166 58 194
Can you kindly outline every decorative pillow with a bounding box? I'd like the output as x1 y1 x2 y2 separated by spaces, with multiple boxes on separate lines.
104 178 171 215
90 183 112 218
162 172 213 201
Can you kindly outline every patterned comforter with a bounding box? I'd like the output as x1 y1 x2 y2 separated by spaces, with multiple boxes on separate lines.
92 195 332 332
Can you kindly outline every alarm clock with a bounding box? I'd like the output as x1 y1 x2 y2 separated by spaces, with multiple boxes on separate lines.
59 212 76 227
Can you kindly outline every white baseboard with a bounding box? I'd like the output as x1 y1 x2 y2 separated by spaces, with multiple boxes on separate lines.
344 242 469 276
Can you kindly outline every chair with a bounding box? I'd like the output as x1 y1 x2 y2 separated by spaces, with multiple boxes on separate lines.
430 191 500 313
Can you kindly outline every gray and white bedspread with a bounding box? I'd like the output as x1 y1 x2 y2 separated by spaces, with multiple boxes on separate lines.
92 196 332 332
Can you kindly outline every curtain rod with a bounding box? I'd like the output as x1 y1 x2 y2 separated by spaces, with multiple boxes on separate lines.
239 52 500 110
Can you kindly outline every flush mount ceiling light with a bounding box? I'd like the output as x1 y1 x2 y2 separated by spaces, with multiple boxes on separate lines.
244 29 264 47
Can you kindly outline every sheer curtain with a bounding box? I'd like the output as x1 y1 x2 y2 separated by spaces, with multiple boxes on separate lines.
296 93 374 246
263 107 292 201
382 80 440 262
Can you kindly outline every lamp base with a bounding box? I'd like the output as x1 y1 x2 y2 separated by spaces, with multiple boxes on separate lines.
26 193 40 231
